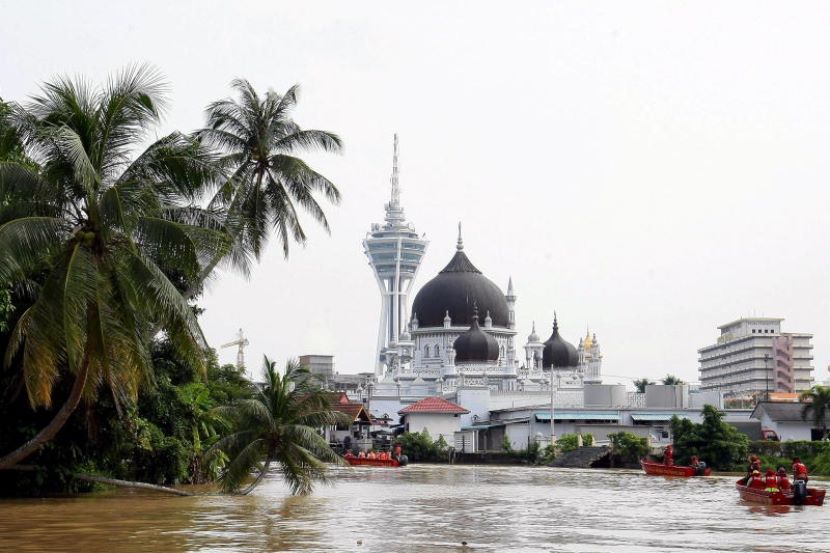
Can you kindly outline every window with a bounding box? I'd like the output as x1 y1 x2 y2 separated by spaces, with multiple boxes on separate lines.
424 345 429 357
435 345 440 357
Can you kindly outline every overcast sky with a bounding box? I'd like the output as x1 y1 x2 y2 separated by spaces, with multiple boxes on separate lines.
3 1 830 385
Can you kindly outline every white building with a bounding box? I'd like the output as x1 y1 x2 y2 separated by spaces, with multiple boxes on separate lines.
698 317 814 399
298 354 335 379
398 396 469 444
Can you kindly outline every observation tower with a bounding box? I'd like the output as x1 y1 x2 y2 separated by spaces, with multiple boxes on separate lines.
363 135 428 377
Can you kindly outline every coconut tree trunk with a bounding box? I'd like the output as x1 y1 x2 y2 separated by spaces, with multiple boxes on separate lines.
238 460 271 496
73 474 193 496
0 362 89 470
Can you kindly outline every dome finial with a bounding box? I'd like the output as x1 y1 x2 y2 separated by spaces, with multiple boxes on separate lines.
553 311 559 331
457 221 464 251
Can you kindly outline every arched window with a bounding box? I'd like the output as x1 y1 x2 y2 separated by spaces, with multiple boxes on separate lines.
500 345 505 358
434 345 440 357
424 345 429 357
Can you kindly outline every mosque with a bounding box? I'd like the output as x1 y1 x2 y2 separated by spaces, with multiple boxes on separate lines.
364 137 603 420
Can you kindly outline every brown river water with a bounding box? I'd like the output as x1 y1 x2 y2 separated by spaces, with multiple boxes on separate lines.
0 466 827 553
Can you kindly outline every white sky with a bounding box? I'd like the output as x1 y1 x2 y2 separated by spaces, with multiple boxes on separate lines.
3 1 830 386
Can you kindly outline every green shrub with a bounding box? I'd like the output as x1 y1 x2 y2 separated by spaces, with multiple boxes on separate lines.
609 432 649 465
557 434 580 453
670 405 749 470
583 434 594 447
395 430 450 462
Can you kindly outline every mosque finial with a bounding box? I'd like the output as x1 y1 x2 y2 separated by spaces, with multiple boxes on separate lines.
553 311 559 332
507 276 514 295
390 133 400 207
457 221 464 250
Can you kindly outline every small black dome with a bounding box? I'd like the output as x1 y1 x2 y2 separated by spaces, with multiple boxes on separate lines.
542 316 579 368
453 309 499 363
411 245 509 328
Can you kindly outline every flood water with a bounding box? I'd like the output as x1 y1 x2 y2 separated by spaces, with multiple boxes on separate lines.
0 466 827 553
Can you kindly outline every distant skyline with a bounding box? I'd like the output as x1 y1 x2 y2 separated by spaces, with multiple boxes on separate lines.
3 1 830 385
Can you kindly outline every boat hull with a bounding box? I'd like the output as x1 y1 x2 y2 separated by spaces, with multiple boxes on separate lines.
735 480 825 506
640 460 712 477
345 457 401 468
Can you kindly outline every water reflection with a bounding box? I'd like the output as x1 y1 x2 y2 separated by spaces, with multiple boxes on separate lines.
0 466 827 553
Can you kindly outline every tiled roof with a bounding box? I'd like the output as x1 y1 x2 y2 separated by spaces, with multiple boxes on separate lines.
331 402 371 422
752 401 830 423
399 396 469 415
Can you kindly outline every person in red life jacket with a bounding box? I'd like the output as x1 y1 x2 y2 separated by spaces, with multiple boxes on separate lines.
357 450 366 459
663 444 674 466
344 450 354 460
393 443 403 461
776 466 791 492
366 450 377 460
378 451 388 461
763 468 780 492
748 469 764 489
792 457 809 483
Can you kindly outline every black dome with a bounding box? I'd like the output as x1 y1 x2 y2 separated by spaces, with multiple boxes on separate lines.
453 309 499 363
542 317 579 368
411 247 509 328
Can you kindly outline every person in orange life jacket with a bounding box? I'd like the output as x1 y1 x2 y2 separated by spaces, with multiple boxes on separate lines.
344 451 354 459
357 450 366 459
792 457 809 483
663 444 674 466
367 450 377 460
748 470 764 489
776 466 791 492
743 455 761 484
764 468 780 492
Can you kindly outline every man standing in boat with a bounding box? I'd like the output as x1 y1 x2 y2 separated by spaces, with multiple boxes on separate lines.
663 444 674 466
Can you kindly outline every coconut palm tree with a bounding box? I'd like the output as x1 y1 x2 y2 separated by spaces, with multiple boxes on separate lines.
800 385 830 440
197 79 342 264
662 374 684 385
210 356 344 495
0 65 233 469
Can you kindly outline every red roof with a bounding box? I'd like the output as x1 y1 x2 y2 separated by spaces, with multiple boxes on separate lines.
398 397 469 415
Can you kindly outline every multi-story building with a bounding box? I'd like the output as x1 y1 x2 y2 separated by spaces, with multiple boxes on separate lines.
698 318 814 398
298 354 335 380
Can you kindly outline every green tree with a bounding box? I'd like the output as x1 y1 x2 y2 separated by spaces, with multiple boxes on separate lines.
608 431 649 465
662 374 684 385
0 66 230 470
634 378 653 393
670 405 748 469
800 385 830 440
209 356 343 495
197 79 342 265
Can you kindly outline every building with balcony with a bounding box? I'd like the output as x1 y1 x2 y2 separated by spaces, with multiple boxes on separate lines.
698 317 814 399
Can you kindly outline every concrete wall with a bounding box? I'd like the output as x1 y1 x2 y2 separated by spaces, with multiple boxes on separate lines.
584 384 627 408
403 413 462 443
645 385 689 408
505 421 531 450
455 387 491 428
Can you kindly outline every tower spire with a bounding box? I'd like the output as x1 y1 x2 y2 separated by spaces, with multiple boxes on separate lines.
390 133 400 208
457 221 464 250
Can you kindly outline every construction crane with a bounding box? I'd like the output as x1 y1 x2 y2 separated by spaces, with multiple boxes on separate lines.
221 328 249 370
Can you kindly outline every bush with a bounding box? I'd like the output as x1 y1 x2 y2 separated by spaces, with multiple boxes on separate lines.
395 430 449 462
583 434 594 447
609 432 649 465
557 434 580 453
670 405 749 470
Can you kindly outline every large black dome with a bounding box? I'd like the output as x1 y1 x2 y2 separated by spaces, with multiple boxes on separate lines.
542 317 579 368
453 309 499 363
411 245 509 329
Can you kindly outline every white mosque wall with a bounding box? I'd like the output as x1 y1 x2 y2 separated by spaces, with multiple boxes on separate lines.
368 397 405 424
645 384 691 409
584 384 627 408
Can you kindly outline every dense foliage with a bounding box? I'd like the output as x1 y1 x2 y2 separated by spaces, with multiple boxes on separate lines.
396 430 451 462
670 405 749 470
608 431 649 465
0 68 342 494
0 340 253 495
749 440 830 476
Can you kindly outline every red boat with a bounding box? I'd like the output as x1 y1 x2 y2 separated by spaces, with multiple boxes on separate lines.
640 459 713 477
735 479 826 506
344 457 401 468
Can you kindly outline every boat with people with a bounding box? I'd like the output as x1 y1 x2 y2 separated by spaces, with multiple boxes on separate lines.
640 459 712 477
735 478 826 506
344 457 402 468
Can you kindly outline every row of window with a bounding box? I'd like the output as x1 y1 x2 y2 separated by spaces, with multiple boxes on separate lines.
422 345 507 358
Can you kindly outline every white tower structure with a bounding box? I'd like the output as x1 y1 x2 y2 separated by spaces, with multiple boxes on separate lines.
364 135 428 377
221 328 249 370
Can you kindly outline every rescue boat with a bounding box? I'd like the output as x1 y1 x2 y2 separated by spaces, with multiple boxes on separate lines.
640 459 712 477
735 479 826 506
343 456 402 467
